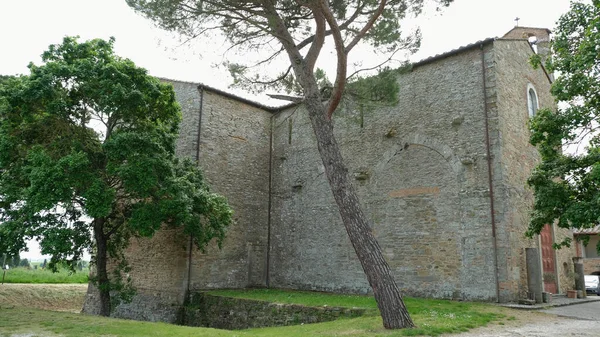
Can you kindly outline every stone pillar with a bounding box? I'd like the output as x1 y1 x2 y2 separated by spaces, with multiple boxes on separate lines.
526 248 543 303
573 257 586 298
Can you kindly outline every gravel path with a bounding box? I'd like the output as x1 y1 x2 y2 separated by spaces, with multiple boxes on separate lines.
447 319 600 336
444 303 600 337
542 300 600 321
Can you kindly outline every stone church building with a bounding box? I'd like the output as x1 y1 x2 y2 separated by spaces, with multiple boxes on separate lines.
84 27 576 322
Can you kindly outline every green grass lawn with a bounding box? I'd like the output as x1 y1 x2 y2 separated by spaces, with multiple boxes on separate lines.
1 266 89 284
0 305 506 337
207 289 505 336
207 288 380 309
0 287 511 337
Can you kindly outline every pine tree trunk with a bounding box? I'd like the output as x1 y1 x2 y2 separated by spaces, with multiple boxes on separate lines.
93 218 111 316
302 87 415 329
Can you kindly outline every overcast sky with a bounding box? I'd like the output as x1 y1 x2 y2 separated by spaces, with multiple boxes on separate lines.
0 0 573 260
1 0 572 98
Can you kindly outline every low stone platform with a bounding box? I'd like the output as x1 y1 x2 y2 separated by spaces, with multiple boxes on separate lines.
502 294 600 310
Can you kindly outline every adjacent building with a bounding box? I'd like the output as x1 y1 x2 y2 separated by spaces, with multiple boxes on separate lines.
574 226 600 276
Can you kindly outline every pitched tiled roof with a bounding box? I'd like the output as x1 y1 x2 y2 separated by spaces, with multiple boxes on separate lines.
573 225 600 235
160 27 551 108
158 77 298 112
412 38 496 68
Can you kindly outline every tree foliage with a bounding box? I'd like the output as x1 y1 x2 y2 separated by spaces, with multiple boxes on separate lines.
0 75 11 85
128 0 441 103
19 258 30 268
528 0 600 245
1 252 20 268
0 37 232 315
127 0 452 329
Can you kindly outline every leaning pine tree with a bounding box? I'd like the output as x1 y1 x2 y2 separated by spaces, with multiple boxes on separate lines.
128 0 453 329
0 37 232 316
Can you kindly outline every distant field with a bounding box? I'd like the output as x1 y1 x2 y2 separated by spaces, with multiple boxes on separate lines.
1 266 89 284
0 283 87 312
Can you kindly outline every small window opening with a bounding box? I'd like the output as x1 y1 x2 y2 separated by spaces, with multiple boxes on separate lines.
527 84 539 118
528 36 539 53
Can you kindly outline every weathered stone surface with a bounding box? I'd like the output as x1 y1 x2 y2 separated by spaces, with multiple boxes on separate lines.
582 258 600 275
81 227 189 320
186 88 273 291
270 45 497 301
183 293 368 329
494 39 575 300
267 33 575 303
526 248 543 303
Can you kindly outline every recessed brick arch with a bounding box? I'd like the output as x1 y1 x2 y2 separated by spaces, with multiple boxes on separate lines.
375 132 463 177
368 132 465 298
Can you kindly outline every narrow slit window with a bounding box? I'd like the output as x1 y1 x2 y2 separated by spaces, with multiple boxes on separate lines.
527 84 539 118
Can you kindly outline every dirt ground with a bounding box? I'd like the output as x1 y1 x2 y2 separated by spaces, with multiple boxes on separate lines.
443 308 600 337
0 283 87 313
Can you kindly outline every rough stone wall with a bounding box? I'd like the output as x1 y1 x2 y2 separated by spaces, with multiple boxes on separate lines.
188 89 272 290
183 293 367 329
493 38 575 298
582 258 600 275
270 46 498 300
82 227 190 321
82 230 190 320
135 83 273 291
84 80 273 320
574 238 600 275
555 227 576 293
171 80 203 159
502 27 551 41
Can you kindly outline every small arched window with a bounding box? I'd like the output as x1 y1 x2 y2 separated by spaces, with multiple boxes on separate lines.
527 84 539 117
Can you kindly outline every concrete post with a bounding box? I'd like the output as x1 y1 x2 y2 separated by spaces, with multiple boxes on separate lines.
526 248 543 303
573 257 586 298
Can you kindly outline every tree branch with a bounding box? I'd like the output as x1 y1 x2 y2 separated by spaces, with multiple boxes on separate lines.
345 0 387 53
262 3 304 75
295 2 364 51
253 66 293 85
346 48 404 80
305 6 326 73
319 0 347 118
105 220 125 238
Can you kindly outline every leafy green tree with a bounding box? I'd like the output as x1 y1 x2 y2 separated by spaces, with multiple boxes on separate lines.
528 1 600 244
127 0 452 329
11 255 20 268
0 75 11 85
19 258 30 268
1 252 20 268
4 253 21 268
0 37 232 316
